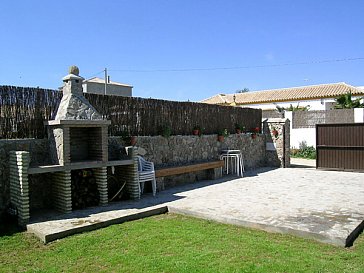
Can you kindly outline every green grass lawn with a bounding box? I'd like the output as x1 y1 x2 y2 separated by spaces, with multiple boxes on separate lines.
1 213 363 272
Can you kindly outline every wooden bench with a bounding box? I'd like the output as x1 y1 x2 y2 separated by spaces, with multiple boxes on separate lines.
155 160 224 179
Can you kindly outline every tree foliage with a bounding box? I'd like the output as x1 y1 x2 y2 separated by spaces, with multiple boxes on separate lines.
334 92 364 109
275 103 310 112
236 88 250 93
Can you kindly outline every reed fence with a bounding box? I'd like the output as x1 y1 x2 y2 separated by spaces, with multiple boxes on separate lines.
0 85 262 139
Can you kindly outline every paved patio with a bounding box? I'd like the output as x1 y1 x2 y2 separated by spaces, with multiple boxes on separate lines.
27 166 364 246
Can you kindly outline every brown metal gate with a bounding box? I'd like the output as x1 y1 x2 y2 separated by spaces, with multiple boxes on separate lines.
316 123 364 171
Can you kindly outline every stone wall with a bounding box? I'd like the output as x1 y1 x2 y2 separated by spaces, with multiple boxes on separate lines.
1 132 276 214
110 133 266 191
110 134 266 168
0 139 50 213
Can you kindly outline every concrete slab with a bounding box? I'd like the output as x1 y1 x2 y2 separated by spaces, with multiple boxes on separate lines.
27 167 364 246
27 202 169 243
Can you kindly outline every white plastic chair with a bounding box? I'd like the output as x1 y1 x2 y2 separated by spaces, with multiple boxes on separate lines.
137 156 156 196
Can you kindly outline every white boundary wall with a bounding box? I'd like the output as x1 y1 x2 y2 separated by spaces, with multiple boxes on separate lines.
286 109 364 148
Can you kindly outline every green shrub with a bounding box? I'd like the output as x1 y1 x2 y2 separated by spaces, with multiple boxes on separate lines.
291 141 316 159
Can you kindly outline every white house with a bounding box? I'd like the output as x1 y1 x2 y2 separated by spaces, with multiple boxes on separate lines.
202 82 364 149
83 77 133 97
201 82 364 110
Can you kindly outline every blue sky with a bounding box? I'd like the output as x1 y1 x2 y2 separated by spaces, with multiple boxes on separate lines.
1 0 363 101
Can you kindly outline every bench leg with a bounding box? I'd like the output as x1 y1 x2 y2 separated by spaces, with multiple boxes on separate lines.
152 178 156 196
208 167 222 180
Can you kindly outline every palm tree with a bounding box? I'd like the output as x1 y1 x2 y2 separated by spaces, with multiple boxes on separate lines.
334 92 364 109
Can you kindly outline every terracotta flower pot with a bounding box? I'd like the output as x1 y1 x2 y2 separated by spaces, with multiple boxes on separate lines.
130 136 137 146
218 135 224 142
193 129 200 136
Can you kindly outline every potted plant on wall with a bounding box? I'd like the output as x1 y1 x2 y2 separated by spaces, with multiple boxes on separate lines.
160 124 172 138
217 128 229 142
192 125 201 136
121 130 137 146
234 123 245 134
271 126 279 139
251 127 260 139
130 136 137 146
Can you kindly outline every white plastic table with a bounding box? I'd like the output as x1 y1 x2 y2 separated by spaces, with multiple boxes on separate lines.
220 149 245 177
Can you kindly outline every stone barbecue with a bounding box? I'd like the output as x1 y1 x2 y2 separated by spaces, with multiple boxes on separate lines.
9 66 139 226
46 66 110 165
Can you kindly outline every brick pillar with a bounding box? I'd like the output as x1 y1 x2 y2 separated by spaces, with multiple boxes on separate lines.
52 171 72 213
63 127 71 165
101 126 109 162
9 151 30 226
122 147 140 199
94 167 108 205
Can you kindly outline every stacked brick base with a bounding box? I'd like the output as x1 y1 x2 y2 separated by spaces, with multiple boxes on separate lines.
119 147 140 199
53 171 72 213
9 149 139 226
9 151 30 226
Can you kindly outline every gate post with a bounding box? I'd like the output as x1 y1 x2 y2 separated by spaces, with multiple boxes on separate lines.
263 118 290 167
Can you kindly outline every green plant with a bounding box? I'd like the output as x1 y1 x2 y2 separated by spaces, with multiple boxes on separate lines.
192 125 203 136
120 130 132 143
217 128 229 137
160 124 172 138
276 103 311 112
234 123 245 132
291 141 316 159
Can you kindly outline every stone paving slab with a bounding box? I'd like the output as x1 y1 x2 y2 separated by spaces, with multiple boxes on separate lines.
290 158 316 168
27 167 364 246
165 167 364 246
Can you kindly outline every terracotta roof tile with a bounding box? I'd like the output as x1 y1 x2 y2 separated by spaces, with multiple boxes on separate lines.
202 82 364 105
200 94 231 104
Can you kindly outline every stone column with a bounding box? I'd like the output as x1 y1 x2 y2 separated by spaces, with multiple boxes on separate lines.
263 118 290 168
48 127 70 165
9 151 30 226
